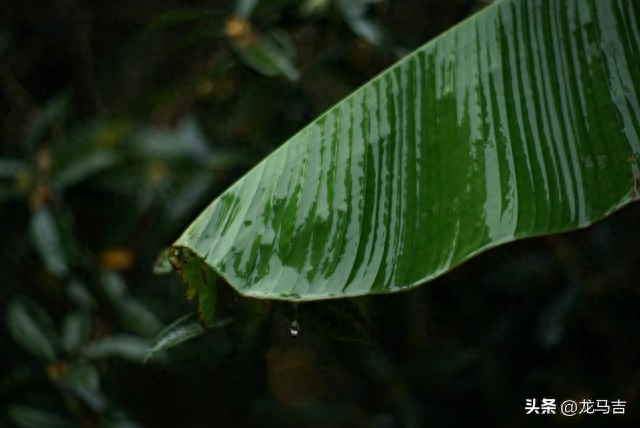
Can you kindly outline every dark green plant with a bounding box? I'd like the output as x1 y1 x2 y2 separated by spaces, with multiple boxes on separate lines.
3 1 638 427
0 94 245 425
166 0 640 315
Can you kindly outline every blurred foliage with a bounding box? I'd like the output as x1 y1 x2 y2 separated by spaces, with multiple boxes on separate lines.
0 0 638 427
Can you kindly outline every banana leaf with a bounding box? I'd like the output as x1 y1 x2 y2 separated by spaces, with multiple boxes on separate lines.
170 0 640 301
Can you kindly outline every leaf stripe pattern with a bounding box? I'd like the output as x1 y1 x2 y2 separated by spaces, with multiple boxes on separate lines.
174 0 640 301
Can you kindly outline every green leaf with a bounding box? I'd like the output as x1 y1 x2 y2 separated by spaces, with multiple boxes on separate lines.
7 405 74 428
30 206 69 278
57 361 105 411
336 0 391 49
344 17 389 48
115 299 164 337
99 270 128 303
132 117 212 163
145 313 233 362
170 247 218 325
83 335 151 363
50 148 120 191
61 310 91 354
0 158 28 178
196 266 217 326
231 29 300 81
98 271 164 335
173 0 640 301
0 159 29 201
6 297 59 361
65 278 98 309
24 92 70 151
235 0 260 18
59 360 100 391
300 0 331 16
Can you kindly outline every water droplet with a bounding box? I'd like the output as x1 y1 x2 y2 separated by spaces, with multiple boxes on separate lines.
168 248 183 270
289 320 300 337
289 302 300 337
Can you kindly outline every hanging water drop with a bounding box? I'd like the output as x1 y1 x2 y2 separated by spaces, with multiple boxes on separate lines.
289 303 300 337
289 320 300 337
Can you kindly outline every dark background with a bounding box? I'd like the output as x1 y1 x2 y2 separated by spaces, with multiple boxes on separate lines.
1 0 639 426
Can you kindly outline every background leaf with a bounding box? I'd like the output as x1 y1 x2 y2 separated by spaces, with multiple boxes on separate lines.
145 313 233 362
23 93 70 152
30 206 69 278
60 310 91 354
7 405 74 428
0 159 29 201
230 28 300 81
50 146 120 191
58 361 105 412
99 270 163 336
83 335 151 363
6 297 59 362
